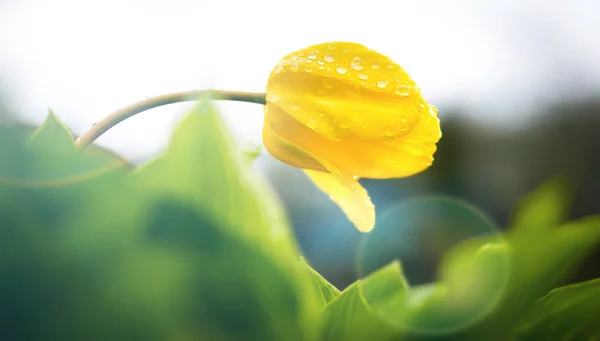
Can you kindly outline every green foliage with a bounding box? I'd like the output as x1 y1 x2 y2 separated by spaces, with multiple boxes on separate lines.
516 278 600 340
1 104 599 340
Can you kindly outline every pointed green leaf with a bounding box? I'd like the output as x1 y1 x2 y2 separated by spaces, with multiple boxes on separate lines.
132 102 298 258
131 102 319 338
509 177 571 231
319 262 406 341
516 278 600 340
301 258 340 305
28 110 76 154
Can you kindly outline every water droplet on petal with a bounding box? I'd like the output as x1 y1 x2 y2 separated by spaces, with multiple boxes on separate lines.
377 80 389 88
290 55 299 60
336 67 348 75
400 117 408 123
358 73 368 80
394 85 411 96
322 75 334 88
308 53 317 60
328 43 336 50
307 118 317 129
305 66 313 73
290 63 299 72
428 105 439 116
352 175 359 180
351 57 364 70
317 60 325 65
273 65 284 73
324 53 335 62
371 63 380 69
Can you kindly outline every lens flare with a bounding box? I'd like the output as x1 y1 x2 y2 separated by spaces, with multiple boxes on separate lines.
357 196 510 334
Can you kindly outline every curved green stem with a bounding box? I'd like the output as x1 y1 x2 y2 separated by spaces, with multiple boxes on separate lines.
74 89 266 151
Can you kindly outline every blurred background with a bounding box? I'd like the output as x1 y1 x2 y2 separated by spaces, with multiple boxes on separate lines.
1 0 599 289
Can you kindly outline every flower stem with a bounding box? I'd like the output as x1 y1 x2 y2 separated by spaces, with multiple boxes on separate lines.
74 89 266 151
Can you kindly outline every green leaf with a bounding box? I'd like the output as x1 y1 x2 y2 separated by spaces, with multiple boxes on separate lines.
301 257 340 306
28 110 76 154
108 199 309 341
509 177 571 231
132 102 299 260
319 262 405 341
516 278 600 340
130 101 319 338
449 210 600 340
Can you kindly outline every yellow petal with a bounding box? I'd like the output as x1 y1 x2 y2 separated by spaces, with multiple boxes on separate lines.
304 170 375 233
262 109 327 172
264 103 439 179
267 42 425 142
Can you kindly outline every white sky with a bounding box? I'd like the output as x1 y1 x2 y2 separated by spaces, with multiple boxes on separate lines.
1 0 599 161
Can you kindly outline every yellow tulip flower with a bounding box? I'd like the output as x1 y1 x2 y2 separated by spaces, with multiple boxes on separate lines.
263 42 441 233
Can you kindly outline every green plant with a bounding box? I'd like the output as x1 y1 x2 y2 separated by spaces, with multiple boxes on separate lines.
1 101 599 340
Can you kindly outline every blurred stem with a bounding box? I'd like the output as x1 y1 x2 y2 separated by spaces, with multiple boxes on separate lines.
74 90 266 151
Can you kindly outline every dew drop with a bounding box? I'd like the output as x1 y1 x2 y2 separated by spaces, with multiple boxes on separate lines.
352 175 359 180
429 105 439 116
385 129 394 137
343 48 350 53
308 53 317 60
324 53 335 63
328 43 336 50
358 73 368 80
336 67 348 75
400 117 408 123
273 65 284 74
387 63 395 68
290 63 299 72
377 80 389 88
317 60 325 65
305 66 313 73
419 100 427 109
322 75 334 88
394 85 411 96
371 63 380 69
290 55 299 60
351 57 364 70
306 118 317 129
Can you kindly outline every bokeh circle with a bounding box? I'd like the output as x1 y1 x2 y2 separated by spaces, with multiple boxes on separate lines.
357 196 511 335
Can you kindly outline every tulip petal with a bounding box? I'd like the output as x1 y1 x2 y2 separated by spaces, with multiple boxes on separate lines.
264 107 375 232
304 169 375 233
262 116 327 172
267 42 424 142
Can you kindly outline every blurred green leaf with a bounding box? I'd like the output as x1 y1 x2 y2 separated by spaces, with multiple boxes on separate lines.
129 102 319 338
132 102 300 261
301 258 340 305
27 110 76 154
510 177 571 231
107 199 308 341
516 278 600 340
319 262 405 341
446 187 600 340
